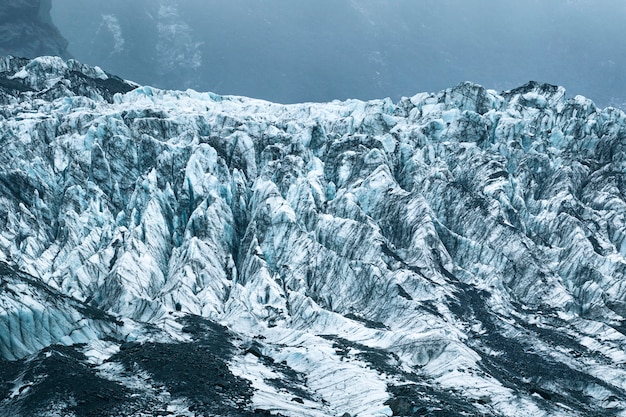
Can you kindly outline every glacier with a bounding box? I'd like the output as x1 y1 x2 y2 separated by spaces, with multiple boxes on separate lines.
1 56 626 416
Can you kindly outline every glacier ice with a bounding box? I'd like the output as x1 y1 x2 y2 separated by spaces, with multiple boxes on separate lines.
1 58 626 416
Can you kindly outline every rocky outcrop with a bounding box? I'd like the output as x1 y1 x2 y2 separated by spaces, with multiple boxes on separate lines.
0 0 69 58
1 57 626 416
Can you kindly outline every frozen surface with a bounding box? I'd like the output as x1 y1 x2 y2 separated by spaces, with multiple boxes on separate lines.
1 58 626 416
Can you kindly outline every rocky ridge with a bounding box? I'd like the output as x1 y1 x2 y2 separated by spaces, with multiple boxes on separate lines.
1 56 626 416
0 0 69 59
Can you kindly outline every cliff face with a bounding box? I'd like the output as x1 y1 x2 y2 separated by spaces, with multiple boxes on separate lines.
0 0 69 58
2 56 626 416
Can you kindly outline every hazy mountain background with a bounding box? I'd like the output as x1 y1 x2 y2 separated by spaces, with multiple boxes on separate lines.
45 0 626 107
0 0 68 59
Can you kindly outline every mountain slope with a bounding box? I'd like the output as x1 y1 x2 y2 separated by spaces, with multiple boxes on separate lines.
1 56 626 416
0 0 69 59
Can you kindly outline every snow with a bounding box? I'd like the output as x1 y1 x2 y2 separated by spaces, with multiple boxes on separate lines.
230 353 331 417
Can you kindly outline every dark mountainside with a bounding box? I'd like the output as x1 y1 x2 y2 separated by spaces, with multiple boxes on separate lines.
50 0 626 108
0 0 69 59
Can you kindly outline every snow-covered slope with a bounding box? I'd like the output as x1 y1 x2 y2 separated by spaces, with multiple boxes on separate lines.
2 56 626 416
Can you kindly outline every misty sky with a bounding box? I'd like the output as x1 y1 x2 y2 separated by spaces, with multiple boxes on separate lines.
51 0 626 107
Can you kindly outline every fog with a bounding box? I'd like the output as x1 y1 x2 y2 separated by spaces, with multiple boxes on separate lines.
51 0 626 107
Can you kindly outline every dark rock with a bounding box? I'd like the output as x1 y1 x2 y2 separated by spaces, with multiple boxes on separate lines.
0 0 69 58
